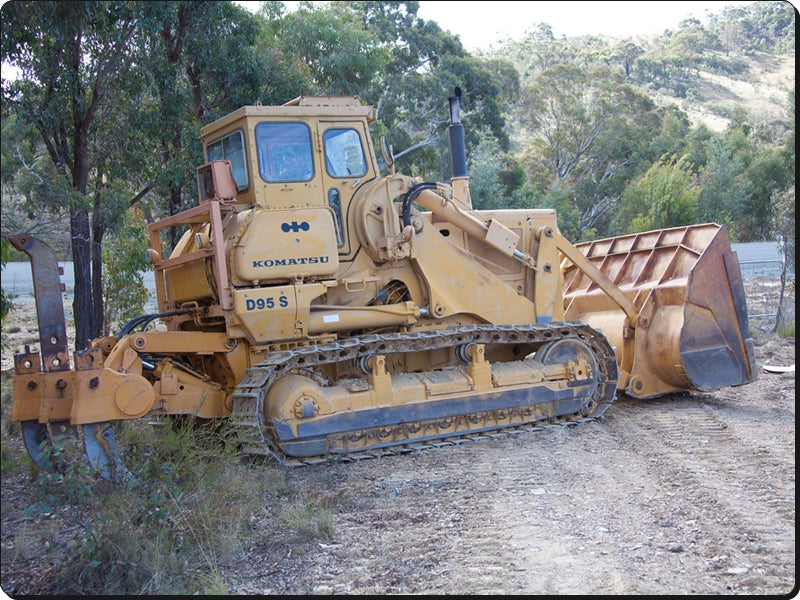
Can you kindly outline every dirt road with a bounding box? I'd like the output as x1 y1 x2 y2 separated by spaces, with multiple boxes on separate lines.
226 334 795 595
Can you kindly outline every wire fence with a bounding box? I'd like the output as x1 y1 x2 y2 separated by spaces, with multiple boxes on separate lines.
740 260 795 333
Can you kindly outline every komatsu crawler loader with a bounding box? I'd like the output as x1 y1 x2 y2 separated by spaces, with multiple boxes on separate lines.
7 90 756 480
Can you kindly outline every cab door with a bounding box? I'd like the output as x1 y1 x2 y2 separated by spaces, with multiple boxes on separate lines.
317 121 373 257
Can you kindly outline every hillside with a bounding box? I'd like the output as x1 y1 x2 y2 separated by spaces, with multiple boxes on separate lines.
654 52 795 132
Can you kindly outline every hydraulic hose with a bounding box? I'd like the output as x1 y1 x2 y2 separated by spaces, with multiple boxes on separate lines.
401 182 439 228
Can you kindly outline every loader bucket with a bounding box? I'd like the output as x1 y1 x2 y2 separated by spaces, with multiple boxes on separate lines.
561 223 756 399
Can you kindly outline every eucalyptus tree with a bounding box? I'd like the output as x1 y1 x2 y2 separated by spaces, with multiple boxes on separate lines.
592 40 645 80
132 1 266 248
497 23 576 77
1 0 144 347
735 93 794 242
0 112 71 242
697 135 752 240
248 1 317 104
516 63 662 239
613 154 700 234
336 1 520 183
734 0 796 53
1 1 269 345
276 1 391 97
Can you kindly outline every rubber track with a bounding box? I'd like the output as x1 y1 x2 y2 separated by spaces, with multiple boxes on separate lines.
230 321 619 467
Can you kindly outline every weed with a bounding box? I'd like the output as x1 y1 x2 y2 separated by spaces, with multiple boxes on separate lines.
777 320 795 339
1 436 24 475
197 569 229 594
280 499 335 541
6 417 269 595
13 522 40 560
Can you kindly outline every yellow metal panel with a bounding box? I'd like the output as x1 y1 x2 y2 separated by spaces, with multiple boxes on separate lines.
234 208 339 282
233 285 298 342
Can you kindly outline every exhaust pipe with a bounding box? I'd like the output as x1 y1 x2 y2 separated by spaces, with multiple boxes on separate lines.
448 87 472 209
448 87 467 178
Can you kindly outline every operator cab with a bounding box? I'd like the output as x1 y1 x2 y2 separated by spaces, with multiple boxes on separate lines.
188 97 380 293
196 96 378 212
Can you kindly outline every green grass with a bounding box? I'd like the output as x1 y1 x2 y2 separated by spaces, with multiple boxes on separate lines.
1 413 345 595
777 320 795 338
280 498 336 541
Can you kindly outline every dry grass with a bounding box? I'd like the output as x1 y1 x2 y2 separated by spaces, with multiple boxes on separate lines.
650 53 794 133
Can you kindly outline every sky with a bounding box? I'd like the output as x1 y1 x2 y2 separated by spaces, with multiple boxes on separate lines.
241 2 789 53
415 1 764 51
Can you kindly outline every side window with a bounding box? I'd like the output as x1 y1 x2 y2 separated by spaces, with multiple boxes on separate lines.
255 122 314 183
323 128 367 178
206 130 248 190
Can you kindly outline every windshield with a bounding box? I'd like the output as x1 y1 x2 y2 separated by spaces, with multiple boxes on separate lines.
255 122 314 183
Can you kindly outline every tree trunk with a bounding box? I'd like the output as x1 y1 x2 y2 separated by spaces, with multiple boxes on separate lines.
71 121 97 348
91 205 106 339
168 184 183 249
772 247 788 334
70 207 95 349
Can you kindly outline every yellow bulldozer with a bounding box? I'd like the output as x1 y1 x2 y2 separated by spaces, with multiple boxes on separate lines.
7 90 756 481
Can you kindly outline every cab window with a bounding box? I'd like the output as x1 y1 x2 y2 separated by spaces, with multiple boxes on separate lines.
256 122 314 182
323 128 367 178
206 130 248 190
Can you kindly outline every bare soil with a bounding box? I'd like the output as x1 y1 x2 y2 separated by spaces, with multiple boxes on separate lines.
228 332 795 596
1 298 796 596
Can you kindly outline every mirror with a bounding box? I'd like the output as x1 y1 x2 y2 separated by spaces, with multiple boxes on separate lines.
380 135 394 168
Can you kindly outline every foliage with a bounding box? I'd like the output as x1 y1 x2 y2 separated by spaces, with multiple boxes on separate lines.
1 0 145 347
467 137 506 209
776 321 795 339
0 413 350 595
729 0 796 53
516 62 664 238
339 1 520 181
498 1 792 241
280 498 335 541
0 238 12 322
280 2 392 97
539 184 584 242
101 208 150 336
130 0 266 252
0 113 71 244
696 135 752 239
12 420 259 594
614 155 700 234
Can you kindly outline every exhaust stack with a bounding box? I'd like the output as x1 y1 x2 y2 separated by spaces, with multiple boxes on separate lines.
448 87 472 209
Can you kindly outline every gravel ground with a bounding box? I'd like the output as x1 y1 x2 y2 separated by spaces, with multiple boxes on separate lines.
1 283 795 596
